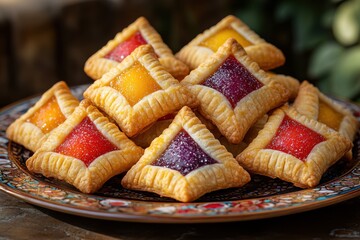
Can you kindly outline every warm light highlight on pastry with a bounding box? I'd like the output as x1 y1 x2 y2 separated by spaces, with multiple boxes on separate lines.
266 115 326 161
152 129 218 175
202 55 263 108
105 32 147 62
200 27 252 51
176 15 285 70
181 38 290 144
122 106 250 202
84 17 189 80
27 96 66 134
237 106 352 188
318 100 343 131
110 61 162 106
55 117 118 166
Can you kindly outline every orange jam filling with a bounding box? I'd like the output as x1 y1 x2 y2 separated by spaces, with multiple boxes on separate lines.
110 61 162 106
318 100 343 131
55 117 118 166
200 27 252 52
27 96 66 134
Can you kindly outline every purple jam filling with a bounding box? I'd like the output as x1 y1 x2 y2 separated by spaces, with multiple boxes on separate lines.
202 55 263 108
152 129 218 175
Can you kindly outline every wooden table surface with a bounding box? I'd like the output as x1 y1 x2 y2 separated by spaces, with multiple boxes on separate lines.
1 190 359 240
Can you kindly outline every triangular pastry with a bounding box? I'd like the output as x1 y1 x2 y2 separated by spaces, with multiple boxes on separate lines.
6 81 79 152
84 17 189 80
293 81 359 159
84 44 197 137
237 105 352 188
176 15 285 70
121 106 251 202
181 38 290 144
26 100 144 193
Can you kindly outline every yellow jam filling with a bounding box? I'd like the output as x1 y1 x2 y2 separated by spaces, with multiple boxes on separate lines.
110 61 162 106
200 27 252 52
27 96 66 133
318 100 344 131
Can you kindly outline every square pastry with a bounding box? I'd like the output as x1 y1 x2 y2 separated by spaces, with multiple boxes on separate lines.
84 44 197 137
26 100 144 193
181 38 290 144
176 15 285 70
293 81 359 159
84 17 189 80
6 81 79 152
121 106 251 202
236 105 352 188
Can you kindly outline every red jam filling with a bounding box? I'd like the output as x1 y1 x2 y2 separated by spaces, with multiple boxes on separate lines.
202 55 263 108
104 31 147 62
55 117 118 166
266 115 326 161
152 129 218 175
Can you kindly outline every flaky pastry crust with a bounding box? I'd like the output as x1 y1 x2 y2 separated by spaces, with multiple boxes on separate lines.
293 81 359 159
84 17 189 80
84 45 197 137
121 106 250 202
237 106 352 188
181 38 290 144
176 15 285 70
6 81 79 152
266 72 300 100
26 100 144 193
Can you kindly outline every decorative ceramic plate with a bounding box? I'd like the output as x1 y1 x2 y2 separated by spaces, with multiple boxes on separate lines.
0 85 359 223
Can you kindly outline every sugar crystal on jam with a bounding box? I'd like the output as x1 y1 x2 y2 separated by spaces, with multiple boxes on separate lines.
55 117 118 166
152 129 218 175
202 56 263 108
266 115 326 161
105 31 147 62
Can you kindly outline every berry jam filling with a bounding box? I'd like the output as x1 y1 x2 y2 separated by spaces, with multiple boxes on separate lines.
104 31 147 62
152 129 218 175
55 117 118 166
266 115 326 161
202 55 263 108
27 96 66 134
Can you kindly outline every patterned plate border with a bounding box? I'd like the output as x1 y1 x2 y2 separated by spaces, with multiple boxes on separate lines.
0 85 359 223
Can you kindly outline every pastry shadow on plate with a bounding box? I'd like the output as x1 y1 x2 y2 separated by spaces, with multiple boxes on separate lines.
7 137 359 203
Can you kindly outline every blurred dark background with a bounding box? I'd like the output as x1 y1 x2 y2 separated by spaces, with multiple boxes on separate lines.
0 0 359 107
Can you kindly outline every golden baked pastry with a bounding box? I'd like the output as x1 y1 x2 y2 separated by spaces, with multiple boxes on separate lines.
176 15 285 70
266 72 300 100
84 44 197 137
181 38 290 144
293 81 359 159
196 110 268 158
84 17 189 80
26 100 144 194
131 113 175 148
6 81 79 152
237 105 352 188
121 106 251 202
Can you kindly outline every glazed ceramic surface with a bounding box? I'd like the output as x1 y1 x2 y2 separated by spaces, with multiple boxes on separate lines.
0 85 359 223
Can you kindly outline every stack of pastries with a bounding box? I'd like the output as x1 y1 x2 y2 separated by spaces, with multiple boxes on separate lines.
6 16 359 202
